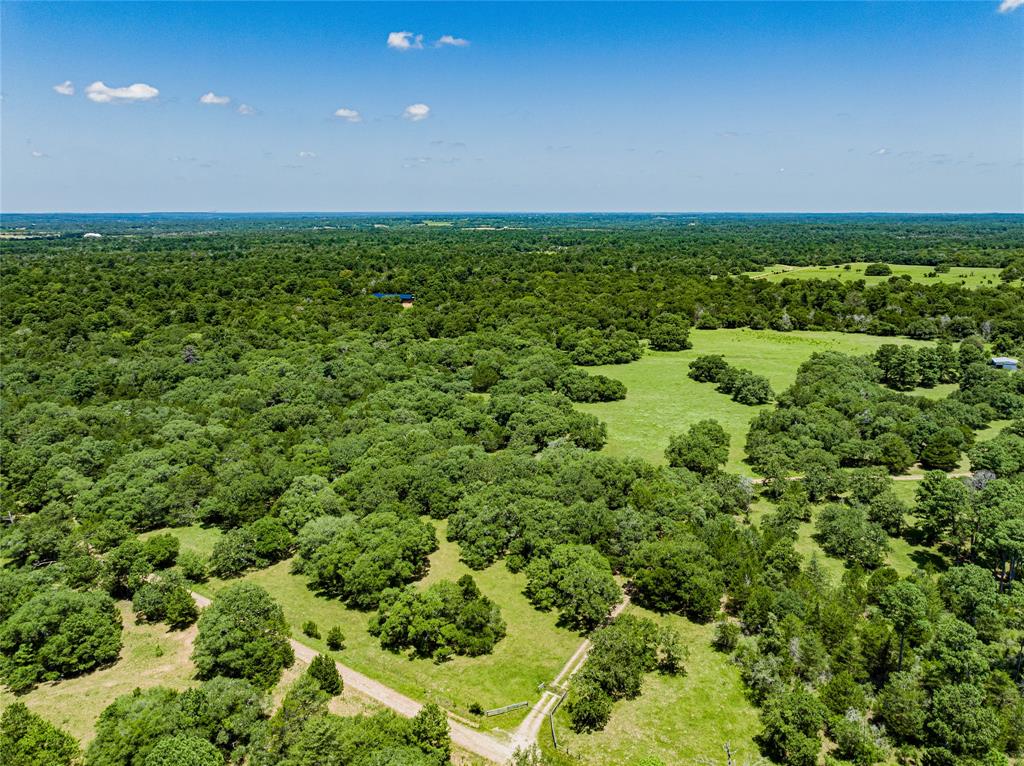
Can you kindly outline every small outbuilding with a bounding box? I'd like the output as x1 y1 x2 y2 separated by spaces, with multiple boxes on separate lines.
372 292 415 308
991 356 1019 372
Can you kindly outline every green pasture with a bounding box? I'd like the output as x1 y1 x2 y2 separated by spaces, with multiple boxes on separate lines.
576 329 938 474
743 263 1010 289
0 602 198 744
179 519 581 731
542 604 759 766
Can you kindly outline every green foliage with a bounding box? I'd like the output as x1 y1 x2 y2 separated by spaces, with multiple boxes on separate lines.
191 582 294 689
565 614 681 733
864 263 893 276
665 420 730 475
143 735 222 766
369 575 506 660
325 626 345 651
648 312 692 352
209 518 293 579
814 504 889 569
0 701 80 766
175 551 208 583
0 588 122 692
142 535 180 570
523 544 620 631
628 537 723 622
306 654 342 696
132 573 198 629
299 512 437 609
301 621 320 640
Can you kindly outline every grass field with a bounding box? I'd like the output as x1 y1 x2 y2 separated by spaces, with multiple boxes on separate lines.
181 519 581 732
576 329 939 473
743 263 1011 289
541 604 759 766
0 601 198 744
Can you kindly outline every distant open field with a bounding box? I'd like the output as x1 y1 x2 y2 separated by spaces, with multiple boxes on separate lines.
542 604 759 766
176 519 581 732
576 329 940 474
744 262 1011 289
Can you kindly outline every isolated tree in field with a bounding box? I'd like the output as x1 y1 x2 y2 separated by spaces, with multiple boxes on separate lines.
0 702 79 766
648 312 692 351
0 588 122 692
665 420 729 475
880 580 930 671
687 354 729 382
192 582 294 689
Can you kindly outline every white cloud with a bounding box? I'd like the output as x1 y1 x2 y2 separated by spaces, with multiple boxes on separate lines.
334 107 362 123
388 31 423 50
298 151 317 159
53 80 74 96
436 35 470 47
31 150 49 159
999 0 1023 12
237 103 257 116
199 91 230 105
871 148 890 156
403 103 431 122
85 81 159 103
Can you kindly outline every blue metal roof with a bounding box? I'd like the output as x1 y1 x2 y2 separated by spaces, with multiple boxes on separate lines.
372 292 415 300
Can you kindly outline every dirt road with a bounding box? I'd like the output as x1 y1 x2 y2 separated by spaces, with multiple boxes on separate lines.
509 595 632 750
188 590 515 764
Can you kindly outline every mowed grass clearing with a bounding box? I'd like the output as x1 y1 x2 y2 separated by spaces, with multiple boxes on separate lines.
542 604 759 766
179 519 581 732
576 329 938 473
0 601 198 744
743 262 1010 289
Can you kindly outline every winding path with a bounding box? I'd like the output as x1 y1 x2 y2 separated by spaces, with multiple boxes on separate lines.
189 590 634 762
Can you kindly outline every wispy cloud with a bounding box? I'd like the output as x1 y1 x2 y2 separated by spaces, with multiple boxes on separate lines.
403 103 431 122
334 107 362 123
85 81 159 103
387 31 423 50
871 148 889 156
298 151 317 159
999 0 1023 12
237 103 257 116
53 80 74 96
199 91 230 105
436 34 470 47
31 150 49 159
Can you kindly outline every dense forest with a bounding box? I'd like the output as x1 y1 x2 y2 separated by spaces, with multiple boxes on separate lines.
2 217 1024 766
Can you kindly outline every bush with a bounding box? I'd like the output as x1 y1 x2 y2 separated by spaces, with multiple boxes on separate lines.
326 626 346 651
688 354 730 383
302 620 320 639
712 620 741 652
307 654 342 695
1 701 80 766
369 575 506 660
0 588 122 692
177 551 209 583
864 263 892 276
143 534 180 569
191 582 294 689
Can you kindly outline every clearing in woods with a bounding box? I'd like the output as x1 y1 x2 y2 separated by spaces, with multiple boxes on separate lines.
540 603 759 766
743 262 1011 289
177 519 582 733
575 328 943 473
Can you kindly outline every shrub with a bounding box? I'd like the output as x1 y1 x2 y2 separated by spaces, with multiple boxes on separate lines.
326 626 346 651
143 534 180 569
302 620 320 639
712 620 741 652
177 551 209 583
307 654 342 695
864 263 892 276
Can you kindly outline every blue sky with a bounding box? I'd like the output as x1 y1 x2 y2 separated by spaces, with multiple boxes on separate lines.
2 1 1021 212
